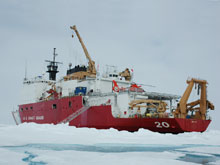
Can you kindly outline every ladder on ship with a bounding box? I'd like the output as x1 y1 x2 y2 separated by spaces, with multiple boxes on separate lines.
58 106 90 124
12 110 22 125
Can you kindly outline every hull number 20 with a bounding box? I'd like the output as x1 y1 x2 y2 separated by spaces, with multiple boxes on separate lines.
155 121 170 128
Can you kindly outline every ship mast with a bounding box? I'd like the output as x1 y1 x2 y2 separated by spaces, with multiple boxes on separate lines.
45 48 62 81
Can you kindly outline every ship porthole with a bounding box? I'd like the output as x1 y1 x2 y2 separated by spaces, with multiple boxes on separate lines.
52 104 57 109
69 101 72 108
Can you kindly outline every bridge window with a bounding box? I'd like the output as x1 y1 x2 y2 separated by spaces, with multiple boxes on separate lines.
30 107 33 110
21 108 23 111
25 107 28 110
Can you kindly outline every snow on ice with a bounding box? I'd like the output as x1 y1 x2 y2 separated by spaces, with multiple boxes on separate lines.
0 123 220 165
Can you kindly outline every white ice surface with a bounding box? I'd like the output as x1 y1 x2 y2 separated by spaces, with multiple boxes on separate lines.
0 123 220 165
177 147 220 155
31 150 191 165
1 123 220 146
0 148 26 165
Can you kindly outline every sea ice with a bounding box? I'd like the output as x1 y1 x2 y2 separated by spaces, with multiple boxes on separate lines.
0 123 220 164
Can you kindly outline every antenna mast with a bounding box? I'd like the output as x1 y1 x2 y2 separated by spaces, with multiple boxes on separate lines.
24 60 27 81
45 48 62 81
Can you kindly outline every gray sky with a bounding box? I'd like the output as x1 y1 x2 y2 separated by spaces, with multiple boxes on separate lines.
0 0 220 130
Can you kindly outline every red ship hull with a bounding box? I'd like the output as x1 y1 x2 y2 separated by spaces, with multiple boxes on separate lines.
18 96 211 133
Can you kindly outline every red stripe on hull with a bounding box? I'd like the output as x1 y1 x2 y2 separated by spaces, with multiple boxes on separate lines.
18 96 211 133
69 105 211 133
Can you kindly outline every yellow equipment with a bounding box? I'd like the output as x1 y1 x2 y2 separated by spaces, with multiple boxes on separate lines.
173 78 214 120
129 99 167 113
64 25 96 80
119 68 131 81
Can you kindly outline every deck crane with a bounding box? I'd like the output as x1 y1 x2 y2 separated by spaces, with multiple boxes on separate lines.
70 25 96 77
173 78 214 120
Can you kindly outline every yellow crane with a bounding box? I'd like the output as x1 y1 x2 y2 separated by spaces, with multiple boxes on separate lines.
70 25 96 76
173 78 214 120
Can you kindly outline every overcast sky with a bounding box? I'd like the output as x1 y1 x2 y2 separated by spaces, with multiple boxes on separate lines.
0 0 220 130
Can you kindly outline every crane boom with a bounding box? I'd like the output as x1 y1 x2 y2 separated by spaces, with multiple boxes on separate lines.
173 78 214 120
70 25 96 75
